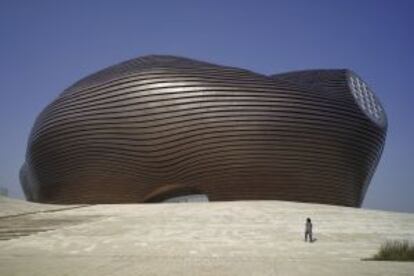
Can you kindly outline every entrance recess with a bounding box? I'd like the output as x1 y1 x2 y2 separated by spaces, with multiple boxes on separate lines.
143 185 209 203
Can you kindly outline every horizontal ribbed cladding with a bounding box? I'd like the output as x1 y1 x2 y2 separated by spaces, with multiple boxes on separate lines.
21 56 387 206
271 69 387 206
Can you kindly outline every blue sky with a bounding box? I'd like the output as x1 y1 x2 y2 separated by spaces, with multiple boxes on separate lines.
0 0 412 212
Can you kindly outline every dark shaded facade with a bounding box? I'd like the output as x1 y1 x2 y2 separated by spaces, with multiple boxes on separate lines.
20 55 387 206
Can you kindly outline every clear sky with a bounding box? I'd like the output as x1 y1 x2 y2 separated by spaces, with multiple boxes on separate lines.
0 0 412 212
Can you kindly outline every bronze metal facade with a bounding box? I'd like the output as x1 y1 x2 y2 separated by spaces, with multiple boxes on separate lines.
20 55 387 206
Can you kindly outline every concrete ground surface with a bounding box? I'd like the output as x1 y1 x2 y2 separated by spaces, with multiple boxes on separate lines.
0 196 413 275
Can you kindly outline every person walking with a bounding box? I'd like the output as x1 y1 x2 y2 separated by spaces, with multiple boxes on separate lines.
305 218 313 242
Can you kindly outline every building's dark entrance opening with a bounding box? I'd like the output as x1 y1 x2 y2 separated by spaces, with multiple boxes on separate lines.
143 185 209 203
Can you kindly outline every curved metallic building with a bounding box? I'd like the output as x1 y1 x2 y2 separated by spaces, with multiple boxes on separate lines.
21 55 387 206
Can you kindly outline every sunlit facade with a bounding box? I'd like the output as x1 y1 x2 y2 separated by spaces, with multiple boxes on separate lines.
21 55 387 206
